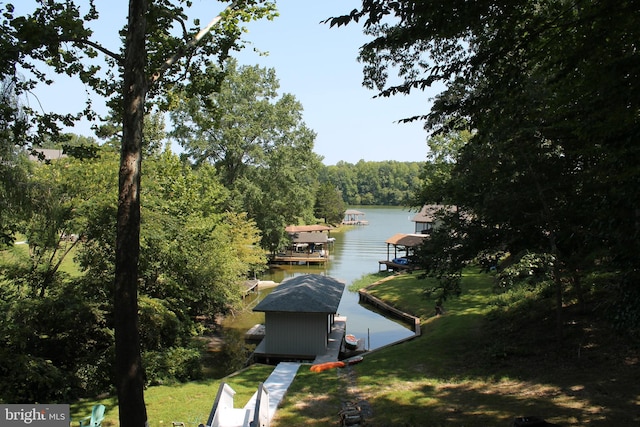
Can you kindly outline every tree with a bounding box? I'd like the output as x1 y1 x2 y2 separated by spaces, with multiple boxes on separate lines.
411 129 471 207
314 182 346 224
0 78 31 246
328 1 640 335
4 2 275 425
320 160 424 206
171 59 322 251
139 151 266 318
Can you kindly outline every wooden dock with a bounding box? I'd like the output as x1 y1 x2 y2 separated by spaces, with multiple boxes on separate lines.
378 260 419 272
269 253 328 266
242 279 260 296
245 323 266 342
341 220 369 226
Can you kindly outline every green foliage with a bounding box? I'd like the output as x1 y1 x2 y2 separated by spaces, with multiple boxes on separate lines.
330 0 640 335
320 160 424 206
314 182 346 224
138 296 188 351
171 59 322 251
412 130 471 206
611 279 640 335
0 80 32 246
495 252 556 292
0 147 268 402
219 328 255 374
0 278 113 402
3 1 277 423
142 346 204 386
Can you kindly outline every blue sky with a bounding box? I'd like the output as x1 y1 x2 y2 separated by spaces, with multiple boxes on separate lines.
18 0 441 165
231 0 440 165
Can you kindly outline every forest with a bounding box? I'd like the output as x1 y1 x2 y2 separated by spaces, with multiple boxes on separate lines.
1 2 639 427
321 160 423 206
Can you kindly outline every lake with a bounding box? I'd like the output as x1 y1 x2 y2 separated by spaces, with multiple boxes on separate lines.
224 206 419 350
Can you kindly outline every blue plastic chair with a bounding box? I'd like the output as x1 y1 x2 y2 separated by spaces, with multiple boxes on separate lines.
79 404 105 427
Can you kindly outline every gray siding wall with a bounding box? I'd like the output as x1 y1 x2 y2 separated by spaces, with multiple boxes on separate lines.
264 312 328 356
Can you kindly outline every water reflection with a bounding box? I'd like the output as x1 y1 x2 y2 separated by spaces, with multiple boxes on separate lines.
224 206 419 350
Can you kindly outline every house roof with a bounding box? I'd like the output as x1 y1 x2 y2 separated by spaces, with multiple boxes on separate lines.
253 274 345 314
412 204 456 223
285 224 332 233
344 209 365 216
385 233 427 247
291 232 328 244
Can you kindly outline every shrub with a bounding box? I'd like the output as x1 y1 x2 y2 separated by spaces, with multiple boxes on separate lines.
143 346 204 386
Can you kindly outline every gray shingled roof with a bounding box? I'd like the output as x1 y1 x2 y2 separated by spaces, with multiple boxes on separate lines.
253 274 345 314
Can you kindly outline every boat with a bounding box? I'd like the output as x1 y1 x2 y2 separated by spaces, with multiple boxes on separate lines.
345 334 358 349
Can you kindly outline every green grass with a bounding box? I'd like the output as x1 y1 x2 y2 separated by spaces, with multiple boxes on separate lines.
349 271 396 292
271 268 640 426
62 267 640 426
70 364 275 426
0 239 82 277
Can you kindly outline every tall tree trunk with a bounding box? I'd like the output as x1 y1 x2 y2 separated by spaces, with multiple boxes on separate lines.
115 0 148 426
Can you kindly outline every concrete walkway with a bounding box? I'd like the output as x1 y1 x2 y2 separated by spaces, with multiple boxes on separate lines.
243 362 301 422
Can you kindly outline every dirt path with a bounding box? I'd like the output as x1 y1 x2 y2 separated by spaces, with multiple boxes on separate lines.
337 365 372 426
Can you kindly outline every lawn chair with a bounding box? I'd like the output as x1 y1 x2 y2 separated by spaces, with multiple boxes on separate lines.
79 404 105 427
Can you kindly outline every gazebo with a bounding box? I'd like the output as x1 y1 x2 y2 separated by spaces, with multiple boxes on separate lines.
342 209 368 225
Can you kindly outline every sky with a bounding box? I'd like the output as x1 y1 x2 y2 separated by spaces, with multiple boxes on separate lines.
18 0 442 165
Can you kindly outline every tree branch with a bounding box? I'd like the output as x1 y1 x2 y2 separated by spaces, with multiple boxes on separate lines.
149 2 237 87
61 37 124 64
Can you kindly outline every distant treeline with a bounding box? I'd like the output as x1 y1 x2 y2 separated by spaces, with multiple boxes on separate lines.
319 160 424 206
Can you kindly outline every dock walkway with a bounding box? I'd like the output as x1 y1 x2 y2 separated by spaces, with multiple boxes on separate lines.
204 362 300 427
312 316 346 364
243 362 300 422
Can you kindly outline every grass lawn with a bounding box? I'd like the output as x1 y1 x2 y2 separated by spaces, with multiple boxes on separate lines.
69 267 639 426
271 268 640 427
1 239 82 277
70 364 275 426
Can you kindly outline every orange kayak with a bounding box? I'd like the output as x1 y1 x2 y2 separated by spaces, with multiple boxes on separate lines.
309 361 346 372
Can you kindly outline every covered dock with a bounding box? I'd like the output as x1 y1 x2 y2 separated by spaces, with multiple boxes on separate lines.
269 225 333 265
342 209 369 225
378 233 427 272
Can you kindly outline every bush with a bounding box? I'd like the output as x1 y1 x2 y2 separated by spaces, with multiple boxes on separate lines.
0 280 114 402
495 252 555 291
0 352 70 403
143 346 204 386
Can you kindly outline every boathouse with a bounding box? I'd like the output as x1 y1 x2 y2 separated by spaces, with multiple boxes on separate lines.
378 233 427 271
252 274 345 362
412 204 456 234
269 225 333 265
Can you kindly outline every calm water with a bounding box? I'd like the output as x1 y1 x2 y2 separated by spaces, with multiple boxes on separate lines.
227 206 418 350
